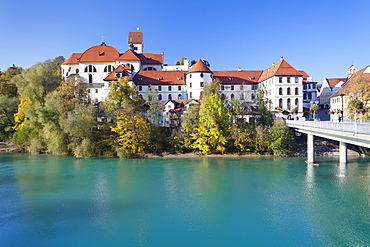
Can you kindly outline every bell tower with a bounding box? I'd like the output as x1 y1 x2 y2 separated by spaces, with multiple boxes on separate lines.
128 30 143 54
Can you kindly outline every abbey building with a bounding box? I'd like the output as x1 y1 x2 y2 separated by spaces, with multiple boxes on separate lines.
62 31 316 114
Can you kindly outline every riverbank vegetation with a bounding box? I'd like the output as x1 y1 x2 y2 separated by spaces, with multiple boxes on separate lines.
1 57 295 158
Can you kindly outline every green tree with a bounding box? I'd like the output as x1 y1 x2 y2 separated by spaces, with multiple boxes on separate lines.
179 103 200 152
0 66 22 97
255 87 274 126
0 96 19 141
106 78 143 117
107 78 150 157
266 119 294 156
191 79 230 154
11 57 64 152
176 57 186 65
111 103 150 157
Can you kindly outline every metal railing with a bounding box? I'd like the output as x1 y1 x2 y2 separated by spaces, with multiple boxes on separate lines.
286 120 370 135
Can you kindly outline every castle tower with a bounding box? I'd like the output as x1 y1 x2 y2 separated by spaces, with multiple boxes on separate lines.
185 59 213 99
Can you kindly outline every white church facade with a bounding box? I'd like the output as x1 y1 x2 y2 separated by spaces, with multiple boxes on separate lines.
62 31 315 115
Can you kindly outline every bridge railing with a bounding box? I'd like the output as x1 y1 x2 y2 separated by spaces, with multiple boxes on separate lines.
286 120 370 135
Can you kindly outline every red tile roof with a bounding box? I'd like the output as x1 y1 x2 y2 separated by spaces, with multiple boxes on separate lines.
258 59 303 82
139 53 163 64
103 65 132 81
326 78 347 88
188 59 212 73
213 71 262 85
332 66 370 97
133 71 186 85
128 32 143 44
62 53 82 65
78 45 120 63
117 50 140 61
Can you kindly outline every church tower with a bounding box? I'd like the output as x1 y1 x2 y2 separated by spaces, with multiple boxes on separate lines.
128 31 143 54
348 64 358 79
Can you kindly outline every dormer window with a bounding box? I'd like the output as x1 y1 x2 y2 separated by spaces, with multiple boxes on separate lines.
116 73 121 78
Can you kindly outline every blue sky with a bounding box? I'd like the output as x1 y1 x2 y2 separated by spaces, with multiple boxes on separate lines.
1 0 370 82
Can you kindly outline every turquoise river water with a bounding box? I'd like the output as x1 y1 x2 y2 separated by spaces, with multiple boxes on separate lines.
1 154 370 246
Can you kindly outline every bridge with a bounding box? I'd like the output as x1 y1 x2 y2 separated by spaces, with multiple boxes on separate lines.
286 120 370 164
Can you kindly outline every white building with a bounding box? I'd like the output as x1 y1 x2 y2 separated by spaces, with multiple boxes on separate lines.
331 65 370 121
62 31 311 116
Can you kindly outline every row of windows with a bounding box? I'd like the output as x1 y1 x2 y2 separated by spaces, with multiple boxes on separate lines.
87 89 99 93
279 77 300 83
303 84 316 89
332 97 341 103
278 87 300 95
138 85 182 91
65 64 153 74
188 73 212 79
278 98 300 109
156 94 183 100
138 84 258 92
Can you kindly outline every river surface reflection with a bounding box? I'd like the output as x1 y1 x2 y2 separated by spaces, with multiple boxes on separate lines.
1 154 370 246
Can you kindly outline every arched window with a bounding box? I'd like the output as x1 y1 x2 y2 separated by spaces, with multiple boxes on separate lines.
200 73 204 78
221 94 226 101
143 67 157 71
104 65 114 72
84 65 97 73
231 94 235 100
279 87 283 95
287 98 291 109
178 94 182 100
190 92 192 98
287 87 291 95
200 82 204 87
88 74 93 84
279 98 283 108
295 87 299 95
158 94 162 100
76 68 79 74
168 94 172 100
190 83 192 88
295 98 299 108
189 74 192 79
